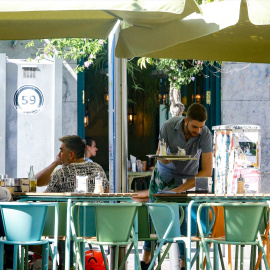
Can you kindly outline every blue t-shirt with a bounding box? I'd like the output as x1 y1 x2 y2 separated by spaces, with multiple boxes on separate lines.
158 116 213 186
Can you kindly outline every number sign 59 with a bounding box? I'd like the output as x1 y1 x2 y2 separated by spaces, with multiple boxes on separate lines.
13 85 44 115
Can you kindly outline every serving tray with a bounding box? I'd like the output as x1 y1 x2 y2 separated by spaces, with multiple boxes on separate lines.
147 154 197 161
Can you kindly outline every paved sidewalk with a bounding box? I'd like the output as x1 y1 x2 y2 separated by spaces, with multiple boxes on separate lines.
119 242 268 270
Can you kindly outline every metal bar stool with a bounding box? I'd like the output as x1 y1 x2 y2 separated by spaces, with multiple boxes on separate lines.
0 202 58 270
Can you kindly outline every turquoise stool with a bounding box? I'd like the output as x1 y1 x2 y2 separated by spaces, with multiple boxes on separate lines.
146 203 187 270
0 202 58 270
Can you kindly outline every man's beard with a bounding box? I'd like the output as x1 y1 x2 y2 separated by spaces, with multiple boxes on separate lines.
186 123 199 137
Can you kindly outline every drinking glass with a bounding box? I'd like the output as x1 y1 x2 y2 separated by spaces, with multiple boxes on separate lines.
136 160 142 172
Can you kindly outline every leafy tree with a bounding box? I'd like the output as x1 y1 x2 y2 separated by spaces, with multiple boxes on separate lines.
26 38 105 73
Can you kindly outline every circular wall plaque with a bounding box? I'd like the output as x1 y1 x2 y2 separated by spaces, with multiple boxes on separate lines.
13 85 44 115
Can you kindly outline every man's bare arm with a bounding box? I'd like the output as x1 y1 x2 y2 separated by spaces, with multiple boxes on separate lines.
171 152 213 193
36 156 62 186
132 189 149 202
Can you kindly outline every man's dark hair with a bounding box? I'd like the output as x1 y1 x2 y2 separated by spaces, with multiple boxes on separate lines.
85 137 95 147
186 103 207 122
59 135 86 159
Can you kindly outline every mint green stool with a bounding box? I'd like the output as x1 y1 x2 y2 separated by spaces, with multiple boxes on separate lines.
70 202 142 270
197 202 269 270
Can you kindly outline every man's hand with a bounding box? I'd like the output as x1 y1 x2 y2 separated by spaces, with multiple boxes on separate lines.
54 155 62 166
132 189 149 202
158 159 172 165
171 178 195 194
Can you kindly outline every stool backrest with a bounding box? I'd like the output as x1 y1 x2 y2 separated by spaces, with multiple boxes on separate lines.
0 202 49 242
147 203 181 239
43 202 96 238
43 202 67 237
94 203 139 242
224 204 265 242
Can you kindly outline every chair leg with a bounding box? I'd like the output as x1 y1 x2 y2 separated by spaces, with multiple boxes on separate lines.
24 245 29 270
79 242 85 270
228 245 232 270
251 245 256 270
13 245 18 270
73 240 83 270
200 241 212 270
131 240 142 270
191 245 200 268
0 243 4 270
218 244 226 270
119 244 132 270
42 242 49 270
257 237 270 270
235 245 239 270
18 245 22 270
240 245 244 270
148 241 169 270
20 245 25 270
155 243 171 270
114 245 119 270
259 244 270 270
100 245 109 270
213 243 219 270
199 242 204 270
267 238 270 267
255 238 270 270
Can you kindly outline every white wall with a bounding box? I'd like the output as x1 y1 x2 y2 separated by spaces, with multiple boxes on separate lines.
221 62 270 192
0 40 77 177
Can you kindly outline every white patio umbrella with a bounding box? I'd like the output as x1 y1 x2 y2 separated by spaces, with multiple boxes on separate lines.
115 0 270 64
0 0 201 40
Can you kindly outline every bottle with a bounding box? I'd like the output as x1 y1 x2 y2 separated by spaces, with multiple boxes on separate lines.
94 172 104 194
237 173 245 194
159 139 167 156
28 165 37 192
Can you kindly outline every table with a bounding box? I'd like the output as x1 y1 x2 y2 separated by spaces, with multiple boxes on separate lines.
14 192 136 270
128 171 152 191
152 193 270 270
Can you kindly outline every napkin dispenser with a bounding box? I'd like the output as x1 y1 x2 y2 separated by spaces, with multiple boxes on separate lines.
195 177 213 193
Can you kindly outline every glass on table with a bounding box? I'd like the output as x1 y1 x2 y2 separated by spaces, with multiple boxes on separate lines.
136 160 142 172
0 174 8 187
5 178 15 193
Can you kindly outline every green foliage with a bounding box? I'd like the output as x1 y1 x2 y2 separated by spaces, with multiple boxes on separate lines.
138 57 205 89
25 38 105 73
127 58 160 114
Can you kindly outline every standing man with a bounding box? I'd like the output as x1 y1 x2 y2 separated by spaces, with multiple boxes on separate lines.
39 135 109 193
141 103 213 270
85 137 98 162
